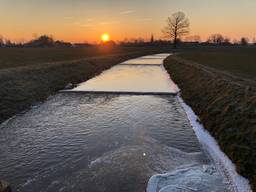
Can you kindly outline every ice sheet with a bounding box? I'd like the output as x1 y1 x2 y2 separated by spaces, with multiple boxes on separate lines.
121 58 165 65
72 65 179 94
147 165 229 192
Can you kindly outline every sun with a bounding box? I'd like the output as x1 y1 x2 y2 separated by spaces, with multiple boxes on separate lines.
101 33 110 42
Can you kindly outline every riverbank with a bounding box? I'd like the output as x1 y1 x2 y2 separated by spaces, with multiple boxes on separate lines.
164 55 256 191
0 49 164 124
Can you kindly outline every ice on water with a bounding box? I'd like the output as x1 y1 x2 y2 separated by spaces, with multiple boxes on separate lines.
72 53 179 94
147 165 229 192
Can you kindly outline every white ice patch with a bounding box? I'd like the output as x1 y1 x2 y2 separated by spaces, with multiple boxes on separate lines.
178 97 252 192
147 165 228 192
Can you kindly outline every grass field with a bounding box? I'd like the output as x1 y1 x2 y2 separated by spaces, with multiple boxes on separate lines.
0 46 153 69
0 46 170 124
178 47 256 80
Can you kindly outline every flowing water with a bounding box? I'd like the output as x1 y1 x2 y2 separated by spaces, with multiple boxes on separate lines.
0 54 231 192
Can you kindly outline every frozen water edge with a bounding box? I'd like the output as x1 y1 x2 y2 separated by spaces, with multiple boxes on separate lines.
147 164 229 192
177 96 252 192
147 96 252 192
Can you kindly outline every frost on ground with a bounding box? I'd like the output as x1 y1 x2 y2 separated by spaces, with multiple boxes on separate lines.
146 95 251 192
178 97 252 192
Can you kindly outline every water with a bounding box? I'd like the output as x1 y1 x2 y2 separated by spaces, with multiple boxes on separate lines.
0 54 231 192
121 54 170 65
72 54 178 94
72 65 178 94
121 58 165 65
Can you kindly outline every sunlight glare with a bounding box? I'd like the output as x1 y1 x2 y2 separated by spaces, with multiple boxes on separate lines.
101 33 110 42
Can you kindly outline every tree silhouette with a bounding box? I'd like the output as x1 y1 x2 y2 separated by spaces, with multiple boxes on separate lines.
207 34 225 44
26 35 55 47
0 35 3 47
163 11 190 48
150 34 154 43
240 37 249 45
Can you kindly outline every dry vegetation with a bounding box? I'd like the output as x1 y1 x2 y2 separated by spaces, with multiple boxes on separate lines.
0 46 151 69
164 52 256 191
178 47 256 80
0 46 168 123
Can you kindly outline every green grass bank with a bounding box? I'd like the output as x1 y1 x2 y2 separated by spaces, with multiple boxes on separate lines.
164 54 256 191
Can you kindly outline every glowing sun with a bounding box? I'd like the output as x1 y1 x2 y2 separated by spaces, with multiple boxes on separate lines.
101 33 110 42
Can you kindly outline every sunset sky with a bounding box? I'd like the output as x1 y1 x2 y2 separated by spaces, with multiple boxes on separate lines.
1 0 256 43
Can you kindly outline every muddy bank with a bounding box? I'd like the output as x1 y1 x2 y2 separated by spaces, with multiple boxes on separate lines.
164 55 256 191
0 51 160 124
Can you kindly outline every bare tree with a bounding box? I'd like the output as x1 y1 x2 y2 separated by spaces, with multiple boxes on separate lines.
253 38 256 45
163 11 190 48
5 39 13 47
223 37 231 44
150 34 154 43
207 34 225 44
240 37 249 46
0 35 3 47
26 35 55 47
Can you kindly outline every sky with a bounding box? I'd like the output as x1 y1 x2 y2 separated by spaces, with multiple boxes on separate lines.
1 0 256 43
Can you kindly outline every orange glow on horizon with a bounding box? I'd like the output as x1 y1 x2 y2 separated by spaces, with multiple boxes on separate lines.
1 0 256 43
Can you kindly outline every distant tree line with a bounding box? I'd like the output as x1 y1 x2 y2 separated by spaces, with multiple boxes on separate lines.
205 34 251 46
119 34 254 47
0 33 255 48
0 35 91 48
163 11 255 48
24 35 75 47
0 35 17 47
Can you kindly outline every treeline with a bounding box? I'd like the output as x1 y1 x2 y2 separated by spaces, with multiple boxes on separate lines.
0 35 91 48
204 34 252 46
181 34 254 46
0 34 255 48
119 34 256 47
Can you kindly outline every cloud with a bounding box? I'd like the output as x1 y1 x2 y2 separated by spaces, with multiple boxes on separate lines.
120 10 135 15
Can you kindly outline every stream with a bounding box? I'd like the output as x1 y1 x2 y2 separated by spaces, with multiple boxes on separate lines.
0 54 231 192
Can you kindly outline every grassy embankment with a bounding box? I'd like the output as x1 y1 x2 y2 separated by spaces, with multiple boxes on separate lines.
0 46 154 69
164 48 256 191
0 46 170 124
179 47 256 80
